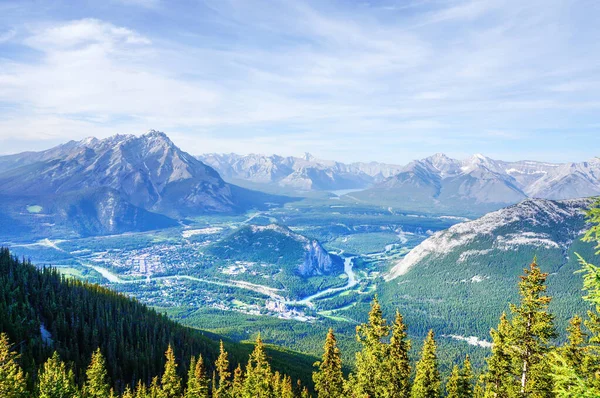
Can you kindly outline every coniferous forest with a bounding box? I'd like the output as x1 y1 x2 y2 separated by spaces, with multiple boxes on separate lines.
1 202 600 397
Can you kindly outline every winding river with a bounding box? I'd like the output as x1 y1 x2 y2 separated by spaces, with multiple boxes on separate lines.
286 256 357 307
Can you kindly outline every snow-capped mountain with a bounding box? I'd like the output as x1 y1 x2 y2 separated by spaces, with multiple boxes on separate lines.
199 151 600 210
386 197 593 280
197 152 403 190
353 153 600 215
0 131 282 237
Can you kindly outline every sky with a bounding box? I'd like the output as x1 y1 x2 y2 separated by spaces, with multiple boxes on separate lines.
0 0 599 164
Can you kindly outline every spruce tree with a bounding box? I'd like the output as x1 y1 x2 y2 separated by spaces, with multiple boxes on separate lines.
280 375 294 398
551 200 600 397
561 315 586 369
83 348 111 398
232 364 244 397
243 333 273 397
161 345 182 398
149 376 161 398
447 356 474 398
509 258 556 396
483 313 516 397
313 328 344 398
186 355 209 398
134 380 148 398
351 296 389 397
38 351 78 398
411 330 440 398
460 355 474 398
122 386 134 398
0 333 27 398
214 341 231 398
272 371 283 397
387 310 411 397
446 366 462 398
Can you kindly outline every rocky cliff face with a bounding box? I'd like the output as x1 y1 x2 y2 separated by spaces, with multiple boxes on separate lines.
299 240 336 277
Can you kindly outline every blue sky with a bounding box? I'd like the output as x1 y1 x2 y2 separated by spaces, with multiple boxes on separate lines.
0 0 599 164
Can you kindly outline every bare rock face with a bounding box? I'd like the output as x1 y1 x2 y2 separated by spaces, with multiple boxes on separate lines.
300 240 336 277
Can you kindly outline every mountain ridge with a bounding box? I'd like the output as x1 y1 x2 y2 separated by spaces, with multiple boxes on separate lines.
0 131 288 238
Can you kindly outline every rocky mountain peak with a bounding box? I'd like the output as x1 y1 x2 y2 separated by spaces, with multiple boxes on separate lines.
303 152 316 162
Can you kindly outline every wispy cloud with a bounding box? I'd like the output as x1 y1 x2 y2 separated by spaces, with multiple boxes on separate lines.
0 0 599 163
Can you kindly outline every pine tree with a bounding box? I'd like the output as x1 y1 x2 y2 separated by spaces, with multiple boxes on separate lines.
351 296 389 397
387 310 412 397
446 365 462 398
38 351 78 398
509 258 556 396
134 380 148 398
232 364 244 397
447 356 474 398
483 313 516 397
214 341 231 398
460 355 474 398
0 333 27 398
551 200 600 398
83 348 111 398
411 330 440 398
149 376 161 398
280 375 294 398
313 328 344 398
243 333 273 397
122 385 134 398
186 355 209 398
161 345 182 398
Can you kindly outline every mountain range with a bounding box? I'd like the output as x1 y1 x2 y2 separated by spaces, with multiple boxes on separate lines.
0 131 285 239
379 197 597 338
356 153 600 213
198 152 403 190
200 151 600 215
2 132 598 239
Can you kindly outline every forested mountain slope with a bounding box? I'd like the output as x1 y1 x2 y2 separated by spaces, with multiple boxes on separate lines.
0 248 315 391
379 198 598 339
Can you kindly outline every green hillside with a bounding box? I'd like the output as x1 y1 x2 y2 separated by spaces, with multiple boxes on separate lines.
0 248 315 391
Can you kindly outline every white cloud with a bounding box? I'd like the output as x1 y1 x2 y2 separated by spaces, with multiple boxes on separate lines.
0 0 599 163
25 18 151 49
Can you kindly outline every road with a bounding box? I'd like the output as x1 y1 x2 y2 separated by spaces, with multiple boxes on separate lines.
86 265 285 300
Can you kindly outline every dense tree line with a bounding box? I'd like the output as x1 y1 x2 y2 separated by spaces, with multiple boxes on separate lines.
0 248 312 394
0 332 310 398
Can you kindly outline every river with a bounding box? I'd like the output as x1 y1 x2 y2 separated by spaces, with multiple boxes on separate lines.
287 256 357 307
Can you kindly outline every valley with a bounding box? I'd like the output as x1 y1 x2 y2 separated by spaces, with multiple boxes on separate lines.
5 195 459 355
